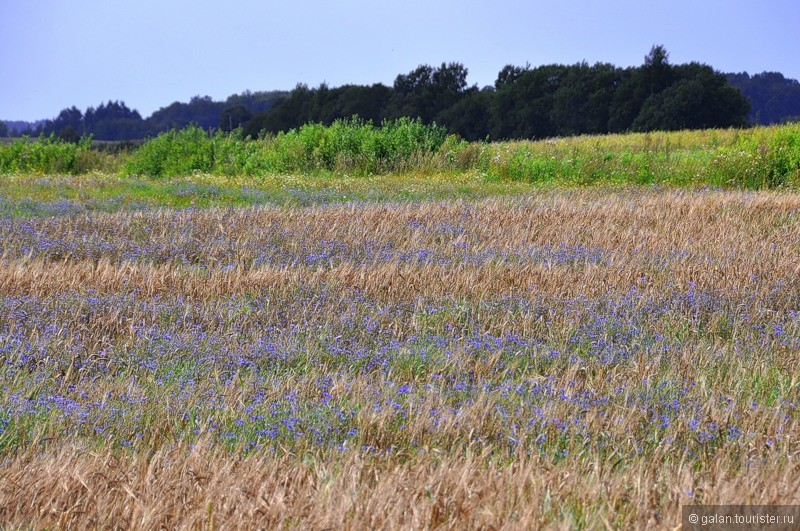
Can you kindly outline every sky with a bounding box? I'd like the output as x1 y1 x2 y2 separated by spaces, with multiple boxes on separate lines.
2 0 799 121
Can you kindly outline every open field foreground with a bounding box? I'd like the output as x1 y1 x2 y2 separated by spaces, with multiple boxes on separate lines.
1 188 800 528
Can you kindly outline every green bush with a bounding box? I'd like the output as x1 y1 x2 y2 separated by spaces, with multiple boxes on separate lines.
124 118 450 178
124 126 214 177
0 135 94 175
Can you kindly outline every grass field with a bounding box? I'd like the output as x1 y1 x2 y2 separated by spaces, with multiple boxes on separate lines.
1 126 799 528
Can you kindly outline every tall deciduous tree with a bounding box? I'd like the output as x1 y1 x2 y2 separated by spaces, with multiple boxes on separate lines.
387 62 472 123
633 62 750 131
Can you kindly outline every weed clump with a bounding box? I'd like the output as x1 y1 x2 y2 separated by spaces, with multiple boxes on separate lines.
0 135 91 174
124 117 449 177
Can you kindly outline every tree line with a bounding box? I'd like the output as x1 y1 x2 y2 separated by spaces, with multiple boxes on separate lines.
725 72 800 125
246 46 753 141
4 46 800 142
3 91 288 141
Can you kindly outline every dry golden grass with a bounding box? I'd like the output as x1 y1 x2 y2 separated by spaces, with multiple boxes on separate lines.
2 188 799 301
1 187 800 529
2 445 799 529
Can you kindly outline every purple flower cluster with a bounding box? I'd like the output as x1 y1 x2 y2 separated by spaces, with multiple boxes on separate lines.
0 277 797 458
0 215 610 269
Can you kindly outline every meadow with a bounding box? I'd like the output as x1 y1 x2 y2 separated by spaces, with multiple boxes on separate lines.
0 124 799 528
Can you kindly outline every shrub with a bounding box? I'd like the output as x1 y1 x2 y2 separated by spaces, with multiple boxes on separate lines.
124 126 214 177
0 135 94 175
124 118 450 178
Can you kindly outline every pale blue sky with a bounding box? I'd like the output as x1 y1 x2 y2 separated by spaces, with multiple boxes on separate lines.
2 0 798 121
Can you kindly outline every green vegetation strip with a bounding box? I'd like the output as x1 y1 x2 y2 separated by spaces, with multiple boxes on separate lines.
1 120 799 189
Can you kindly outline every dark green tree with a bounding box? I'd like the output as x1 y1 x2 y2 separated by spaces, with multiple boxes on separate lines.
224 90 289 114
318 84 392 124
57 125 81 143
608 67 646 132
387 62 471 123
219 105 253 132
490 64 563 139
495 64 530 90
632 62 749 131
608 45 674 132
146 95 223 134
43 106 84 136
436 88 493 141
642 45 673 95
83 101 145 140
550 62 621 135
726 72 800 125
244 83 317 135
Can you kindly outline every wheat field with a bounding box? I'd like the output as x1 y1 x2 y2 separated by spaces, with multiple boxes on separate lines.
1 187 799 528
